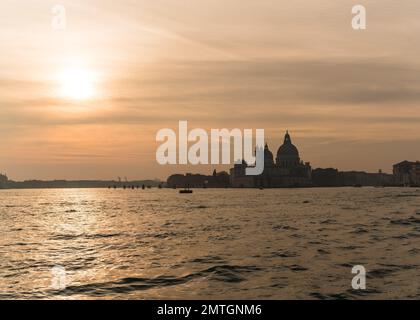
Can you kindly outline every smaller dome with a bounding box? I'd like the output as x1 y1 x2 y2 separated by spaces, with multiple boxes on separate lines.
264 143 274 166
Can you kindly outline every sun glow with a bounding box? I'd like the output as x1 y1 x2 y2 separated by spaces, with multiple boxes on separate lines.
59 68 97 100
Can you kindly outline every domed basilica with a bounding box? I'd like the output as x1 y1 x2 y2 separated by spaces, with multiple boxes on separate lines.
230 131 312 188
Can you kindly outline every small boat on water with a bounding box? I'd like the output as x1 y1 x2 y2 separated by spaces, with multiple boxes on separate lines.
179 189 193 194
180 185 193 194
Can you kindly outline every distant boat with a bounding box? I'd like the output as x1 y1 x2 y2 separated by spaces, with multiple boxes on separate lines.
180 185 193 194
180 189 193 194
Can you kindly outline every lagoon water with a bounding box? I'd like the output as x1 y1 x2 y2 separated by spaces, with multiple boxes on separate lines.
0 188 419 299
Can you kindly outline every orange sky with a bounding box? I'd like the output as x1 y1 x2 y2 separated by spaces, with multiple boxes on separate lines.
1 0 420 180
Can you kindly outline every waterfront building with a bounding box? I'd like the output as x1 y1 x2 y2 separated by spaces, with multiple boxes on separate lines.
393 160 420 186
230 131 312 188
167 170 230 188
0 173 8 189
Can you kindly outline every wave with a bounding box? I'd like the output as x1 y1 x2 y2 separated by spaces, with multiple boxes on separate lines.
46 264 262 297
50 233 125 240
390 216 420 226
271 251 298 258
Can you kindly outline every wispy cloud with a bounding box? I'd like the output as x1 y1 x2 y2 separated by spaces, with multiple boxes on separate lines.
1 0 420 179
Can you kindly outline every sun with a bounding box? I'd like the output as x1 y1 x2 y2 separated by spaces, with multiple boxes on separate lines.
59 68 96 100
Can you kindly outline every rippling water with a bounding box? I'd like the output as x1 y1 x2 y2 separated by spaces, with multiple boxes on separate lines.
0 188 419 299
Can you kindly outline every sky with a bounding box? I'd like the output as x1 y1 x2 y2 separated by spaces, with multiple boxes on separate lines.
1 0 420 180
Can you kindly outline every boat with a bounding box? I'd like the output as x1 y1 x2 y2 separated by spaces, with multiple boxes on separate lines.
180 185 193 194
179 189 193 194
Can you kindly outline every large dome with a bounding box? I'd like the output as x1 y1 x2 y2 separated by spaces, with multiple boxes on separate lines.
276 131 300 165
277 143 299 158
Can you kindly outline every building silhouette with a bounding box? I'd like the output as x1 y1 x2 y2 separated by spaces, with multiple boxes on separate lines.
167 170 230 188
230 131 312 188
393 161 420 186
1 140 418 190
312 168 394 187
0 173 8 189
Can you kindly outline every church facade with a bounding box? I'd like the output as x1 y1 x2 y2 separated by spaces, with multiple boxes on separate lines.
230 131 312 188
